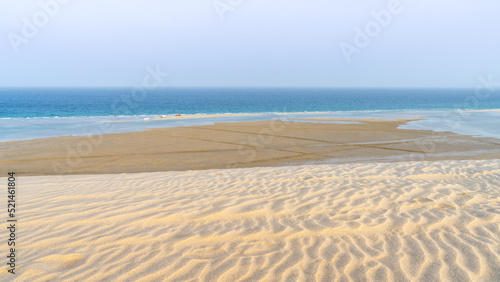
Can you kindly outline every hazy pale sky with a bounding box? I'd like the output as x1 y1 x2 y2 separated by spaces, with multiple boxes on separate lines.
1 0 499 88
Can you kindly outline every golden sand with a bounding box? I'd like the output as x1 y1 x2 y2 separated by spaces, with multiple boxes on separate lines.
1 160 499 281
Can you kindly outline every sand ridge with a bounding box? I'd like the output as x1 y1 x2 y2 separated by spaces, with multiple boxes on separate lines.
2 159 500 281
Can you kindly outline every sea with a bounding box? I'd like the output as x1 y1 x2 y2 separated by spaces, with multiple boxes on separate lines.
1 88 500 142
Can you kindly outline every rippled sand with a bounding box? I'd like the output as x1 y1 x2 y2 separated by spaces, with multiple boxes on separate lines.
3 159 500 281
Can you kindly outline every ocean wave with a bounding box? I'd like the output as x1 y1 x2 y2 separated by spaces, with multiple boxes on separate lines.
4 107 500 120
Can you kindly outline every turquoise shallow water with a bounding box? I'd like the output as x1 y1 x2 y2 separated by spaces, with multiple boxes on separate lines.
1 88 500 118
0 88 499 142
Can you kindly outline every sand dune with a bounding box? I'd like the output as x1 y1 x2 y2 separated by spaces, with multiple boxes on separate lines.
3 159 500 281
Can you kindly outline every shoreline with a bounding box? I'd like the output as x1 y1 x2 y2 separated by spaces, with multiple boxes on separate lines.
2 109 500 143
2 108 500 120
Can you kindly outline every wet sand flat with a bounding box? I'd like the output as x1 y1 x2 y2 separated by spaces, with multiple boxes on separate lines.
1 119 500 176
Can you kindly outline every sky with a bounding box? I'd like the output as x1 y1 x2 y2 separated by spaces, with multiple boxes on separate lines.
1 0 499 88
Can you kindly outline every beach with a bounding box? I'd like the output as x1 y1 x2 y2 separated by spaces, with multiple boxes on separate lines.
2 119 500 176
4 0 500 279
1 117 500 281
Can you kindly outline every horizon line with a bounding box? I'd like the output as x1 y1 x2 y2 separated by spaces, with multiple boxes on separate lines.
0 86 478 90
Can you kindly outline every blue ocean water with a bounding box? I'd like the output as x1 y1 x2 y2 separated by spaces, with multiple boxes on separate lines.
1 88 499 142
1 88 500 118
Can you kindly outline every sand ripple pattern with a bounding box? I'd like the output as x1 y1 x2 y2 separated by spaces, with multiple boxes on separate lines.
2 160 500 281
